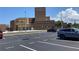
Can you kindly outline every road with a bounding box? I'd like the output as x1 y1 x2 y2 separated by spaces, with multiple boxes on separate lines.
0 32 79 51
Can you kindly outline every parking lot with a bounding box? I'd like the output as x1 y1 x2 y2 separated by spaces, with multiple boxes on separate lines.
0 32 79 51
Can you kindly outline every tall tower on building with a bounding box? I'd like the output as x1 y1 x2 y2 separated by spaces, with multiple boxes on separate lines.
35 7 46 21
10 7 55 31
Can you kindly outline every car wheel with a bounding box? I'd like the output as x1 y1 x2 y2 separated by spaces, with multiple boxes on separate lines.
60 34 66 39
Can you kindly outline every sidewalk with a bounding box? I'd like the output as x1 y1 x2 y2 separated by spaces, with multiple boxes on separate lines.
3 30 47 36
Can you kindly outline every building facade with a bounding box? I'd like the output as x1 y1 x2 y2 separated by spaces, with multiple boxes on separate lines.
35 7 46 21
10 18 35 31
10 7 55 31
33 7 55 30
0 24 9 31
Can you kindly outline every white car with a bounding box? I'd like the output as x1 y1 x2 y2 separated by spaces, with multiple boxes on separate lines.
57 28 79 39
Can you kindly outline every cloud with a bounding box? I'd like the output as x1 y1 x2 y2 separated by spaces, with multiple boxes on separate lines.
50 16 60 21
55 8 79 23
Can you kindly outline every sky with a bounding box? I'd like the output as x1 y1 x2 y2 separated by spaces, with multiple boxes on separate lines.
0 7 79 24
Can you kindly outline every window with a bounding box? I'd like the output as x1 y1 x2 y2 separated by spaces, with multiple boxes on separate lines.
61 29 76 32
23 27 25 30
38 8 42 11
71 29 75 32
61 29 71 32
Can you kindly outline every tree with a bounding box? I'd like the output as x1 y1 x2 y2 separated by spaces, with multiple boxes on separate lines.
55 21 63 28
72 23 79 28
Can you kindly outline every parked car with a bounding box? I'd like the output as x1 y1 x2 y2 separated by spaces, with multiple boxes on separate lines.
47 28 57 32
0 31 3 39
57 28 79 39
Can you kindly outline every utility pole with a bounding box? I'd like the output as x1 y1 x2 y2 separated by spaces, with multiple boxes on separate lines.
74 19 76 24
24 8 26 31
61 13 63 28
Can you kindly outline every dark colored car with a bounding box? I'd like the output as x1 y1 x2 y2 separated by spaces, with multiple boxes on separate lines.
47 28 57 32
57 28 79 39
0 31 3 39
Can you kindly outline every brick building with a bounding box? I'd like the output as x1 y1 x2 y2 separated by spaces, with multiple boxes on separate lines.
33 7 55 30
0 24 9 31
10 18 35 31
10 7 55 31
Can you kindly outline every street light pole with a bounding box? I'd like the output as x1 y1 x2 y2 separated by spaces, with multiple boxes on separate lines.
25 8 26 31
61 13 63 28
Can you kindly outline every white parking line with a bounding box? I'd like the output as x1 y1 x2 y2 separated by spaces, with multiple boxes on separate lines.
29 42 35 44
38 41 79 50
5 46 14 49
43 39 48 41
19 45 37 51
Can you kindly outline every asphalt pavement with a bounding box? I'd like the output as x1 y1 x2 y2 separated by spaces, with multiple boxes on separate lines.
0 32 79 51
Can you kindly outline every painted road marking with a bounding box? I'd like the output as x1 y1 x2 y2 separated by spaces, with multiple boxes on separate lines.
29 42 35 44
19 45 37 51
5 46 14 49
43 39 48 41
49 38 79 44
38 41 79 50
